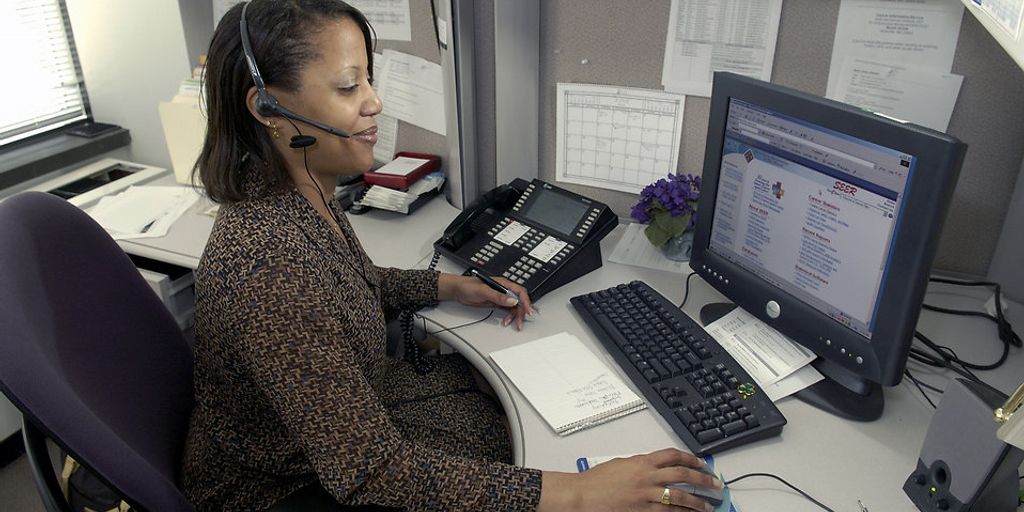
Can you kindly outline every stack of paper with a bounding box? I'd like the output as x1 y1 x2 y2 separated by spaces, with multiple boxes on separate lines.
356 172 445 214
704 308 824 402
88 186 200 240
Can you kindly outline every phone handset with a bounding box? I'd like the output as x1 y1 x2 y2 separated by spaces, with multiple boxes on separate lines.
438 183 520 250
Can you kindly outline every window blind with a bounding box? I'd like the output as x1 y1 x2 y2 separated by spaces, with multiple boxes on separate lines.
0 0 89 146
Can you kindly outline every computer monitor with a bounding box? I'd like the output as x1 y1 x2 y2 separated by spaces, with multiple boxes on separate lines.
691 73 966 420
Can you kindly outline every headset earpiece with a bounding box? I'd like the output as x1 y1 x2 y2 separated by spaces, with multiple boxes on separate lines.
254 91 280 118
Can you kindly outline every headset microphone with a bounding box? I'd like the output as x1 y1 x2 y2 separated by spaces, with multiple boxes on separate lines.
289 135 317 149
239 2 350 141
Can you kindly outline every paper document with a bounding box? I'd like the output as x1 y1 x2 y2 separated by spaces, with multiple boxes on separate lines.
555 83 686 194
832 58 963 132
88 186 200 240
347 0 412 41
406 171 445 196
973 0 1024 38
490 332 646 435
661 0 783 98
158 96 206 185
371 53 399 163
373 113 398 163
608 223 691 273
376 50 446 136
705 307 822 401
375 156 431 176
826 0 964 99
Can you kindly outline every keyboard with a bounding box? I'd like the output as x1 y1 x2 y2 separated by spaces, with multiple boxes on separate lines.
570 280 786 455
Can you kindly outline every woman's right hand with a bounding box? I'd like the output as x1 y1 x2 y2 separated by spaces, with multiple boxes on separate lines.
538 448 723 512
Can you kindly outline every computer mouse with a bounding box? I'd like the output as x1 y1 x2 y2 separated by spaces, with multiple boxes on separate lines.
668 463 725 507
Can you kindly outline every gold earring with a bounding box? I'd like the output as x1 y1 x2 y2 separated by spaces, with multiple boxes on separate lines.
268 121 279 139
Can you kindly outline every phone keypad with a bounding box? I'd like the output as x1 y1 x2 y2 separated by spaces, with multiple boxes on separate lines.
484 215 575 285
470 242 503 266
502 255 542 285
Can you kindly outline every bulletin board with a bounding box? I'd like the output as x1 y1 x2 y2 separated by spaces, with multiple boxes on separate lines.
368 0 448 163
529 0 1024 276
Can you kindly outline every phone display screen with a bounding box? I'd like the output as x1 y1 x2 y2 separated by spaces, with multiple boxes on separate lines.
521 189 588 237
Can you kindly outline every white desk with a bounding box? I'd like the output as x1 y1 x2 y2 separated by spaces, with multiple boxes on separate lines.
110 173 460 271
410 224 1024 511
97 183 1024 512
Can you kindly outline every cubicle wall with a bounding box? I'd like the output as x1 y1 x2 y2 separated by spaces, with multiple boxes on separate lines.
470 0 1024 277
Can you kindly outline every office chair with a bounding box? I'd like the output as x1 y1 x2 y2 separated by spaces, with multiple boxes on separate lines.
0 192 398 512
0 191 195 511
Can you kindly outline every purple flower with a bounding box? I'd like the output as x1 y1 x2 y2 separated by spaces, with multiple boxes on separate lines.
631 172 701 230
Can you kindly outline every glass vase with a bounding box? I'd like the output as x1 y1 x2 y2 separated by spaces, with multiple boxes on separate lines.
661 230 694 262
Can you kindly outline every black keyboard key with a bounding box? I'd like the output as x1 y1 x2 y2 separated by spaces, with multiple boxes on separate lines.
595 313 632 348
722 420 747 436
648 359 669 380
677 408 697 425
744 415 760 428
663 359 681 376
697 428 724 443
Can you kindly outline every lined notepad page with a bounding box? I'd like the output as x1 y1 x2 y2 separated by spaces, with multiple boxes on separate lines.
490 332 646 436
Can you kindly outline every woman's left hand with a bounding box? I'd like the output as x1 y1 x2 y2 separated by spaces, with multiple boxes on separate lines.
439 274 534 330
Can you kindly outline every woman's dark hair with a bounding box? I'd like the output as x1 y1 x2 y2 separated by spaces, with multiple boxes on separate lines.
194 0 374 203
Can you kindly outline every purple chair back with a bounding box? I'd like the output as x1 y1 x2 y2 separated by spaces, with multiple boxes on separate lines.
0 192 194 511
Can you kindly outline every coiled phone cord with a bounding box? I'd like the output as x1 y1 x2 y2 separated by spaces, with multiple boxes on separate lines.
402 251 442 374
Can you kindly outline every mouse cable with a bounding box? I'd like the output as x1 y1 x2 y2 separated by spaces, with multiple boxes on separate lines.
903 369 937 408
723 472 835 512
678 271 698 309
423 309 495 336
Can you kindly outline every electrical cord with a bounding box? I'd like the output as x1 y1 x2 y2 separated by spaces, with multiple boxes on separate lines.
909 335 1006 399
903 369 937 408
678 271 698 309
425 310 495 336
723 473 835 512
925 277 1021 355
428 0 442 52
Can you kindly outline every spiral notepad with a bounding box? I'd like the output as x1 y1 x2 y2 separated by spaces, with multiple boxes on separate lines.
490 332 646 436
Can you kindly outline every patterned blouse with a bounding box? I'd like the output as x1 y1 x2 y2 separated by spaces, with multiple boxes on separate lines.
180 185 542 511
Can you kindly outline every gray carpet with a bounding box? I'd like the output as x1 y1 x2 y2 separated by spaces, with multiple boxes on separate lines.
0 438 62 512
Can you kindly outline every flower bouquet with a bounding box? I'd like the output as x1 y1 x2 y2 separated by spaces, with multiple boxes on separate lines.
630 173 701 260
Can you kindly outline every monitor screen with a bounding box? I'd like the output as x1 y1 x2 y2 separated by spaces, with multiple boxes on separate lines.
691 73 965 414
708 98 914 342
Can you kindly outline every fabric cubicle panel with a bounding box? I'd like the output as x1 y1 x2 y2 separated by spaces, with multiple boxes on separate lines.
479 0 1024 277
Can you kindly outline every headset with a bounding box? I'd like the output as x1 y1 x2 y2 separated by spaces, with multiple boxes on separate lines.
239 1 350 148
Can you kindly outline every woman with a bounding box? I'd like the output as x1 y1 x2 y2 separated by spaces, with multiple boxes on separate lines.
181 1 722 511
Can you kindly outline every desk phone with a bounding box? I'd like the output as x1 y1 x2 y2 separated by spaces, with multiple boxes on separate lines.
434 178 618 300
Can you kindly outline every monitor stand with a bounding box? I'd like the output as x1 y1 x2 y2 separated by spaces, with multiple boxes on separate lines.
700 303 884 421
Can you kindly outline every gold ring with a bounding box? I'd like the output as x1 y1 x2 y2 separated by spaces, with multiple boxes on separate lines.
661 486 672 505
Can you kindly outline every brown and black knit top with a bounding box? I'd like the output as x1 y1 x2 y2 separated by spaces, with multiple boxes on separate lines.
180 185 542 511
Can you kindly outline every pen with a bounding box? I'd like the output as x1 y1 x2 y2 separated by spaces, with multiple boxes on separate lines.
470 268 520 306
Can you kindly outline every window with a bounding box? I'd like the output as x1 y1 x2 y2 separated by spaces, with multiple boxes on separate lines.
0 0 90 147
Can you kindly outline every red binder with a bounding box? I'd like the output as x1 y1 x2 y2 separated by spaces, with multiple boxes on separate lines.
363 152 441 190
